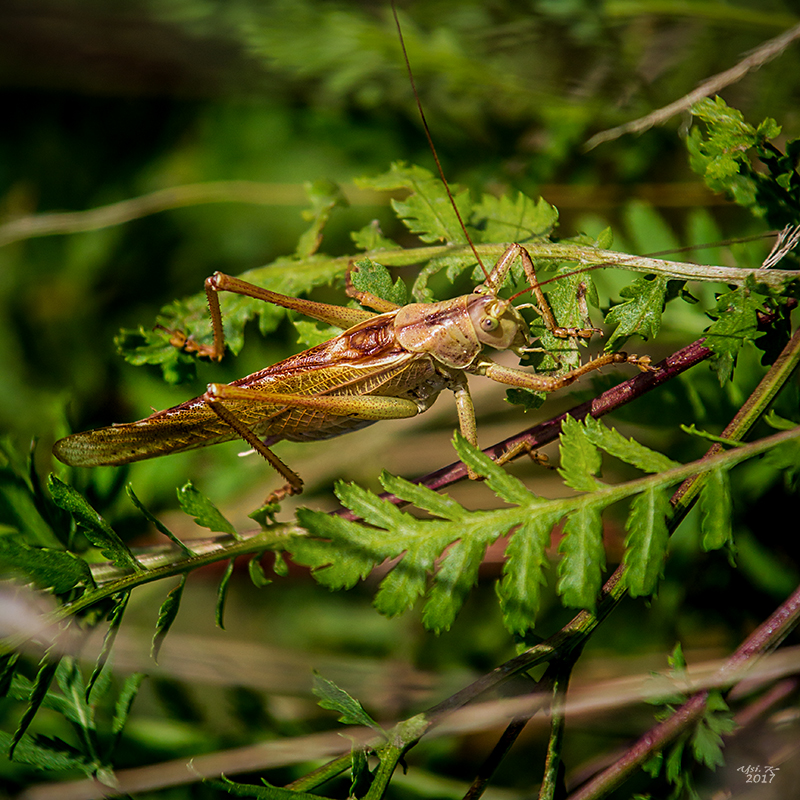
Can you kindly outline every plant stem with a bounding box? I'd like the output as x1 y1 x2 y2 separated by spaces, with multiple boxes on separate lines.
565 323 800 799
538 663 573 800
567 581 800 800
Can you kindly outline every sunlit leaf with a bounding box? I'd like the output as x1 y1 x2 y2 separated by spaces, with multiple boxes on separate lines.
497 511 562 634
558 416 603 492
623 487 671 597
557 504 605 610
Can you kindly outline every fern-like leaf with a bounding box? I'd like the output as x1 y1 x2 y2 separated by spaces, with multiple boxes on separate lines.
557 503 606 610
152 574 187 662
622 487 672 597
558 416 604 492
48 476 142 572
605 275 668 350
699 468 733 552
9 651 60 758
177 482 238 538
312 671 383 732
497 511 563 634
582 416 681 473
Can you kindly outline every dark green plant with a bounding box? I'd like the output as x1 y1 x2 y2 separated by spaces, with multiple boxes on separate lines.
2 92 800 797
2 2 800 791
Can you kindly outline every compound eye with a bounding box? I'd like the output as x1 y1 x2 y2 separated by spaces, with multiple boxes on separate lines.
481 316 499 332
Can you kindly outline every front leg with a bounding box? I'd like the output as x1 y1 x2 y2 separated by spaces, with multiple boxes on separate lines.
484 244 598 340
445 370 480 481
476 352 653 393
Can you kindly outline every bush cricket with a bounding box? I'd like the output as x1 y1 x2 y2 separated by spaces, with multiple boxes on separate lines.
52 248 652 502
52 8 654 504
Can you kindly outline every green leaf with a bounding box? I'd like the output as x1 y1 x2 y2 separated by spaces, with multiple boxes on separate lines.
86 592 130 701
379 472 467 521
216 558 236 629
48 475 142 572
357 162 471 245
557 504 606 610
0 653 20 698
0 535 93 593
333 480 409 531
622 487 671 597
665 739 687 787
177 482 238 538
505 387 546 412
605 275 668 350
10 652 60 758
452 432 537 506
248 554 271 588
472 192 558 243
0 730 93 774
292 509 383 589
292 319 340 348
350 220 397 251
108 672 145 757
372 556 429 619
351 257 407 306
272 551 289 578
532 263 599 372
126 485 194 557
295 179 348 259
55 658 95 739
424 534 493 633
582 416 681 473
691 691 736 770
312 671 383 731
595 227 613 250
690 97 779 188
699 468 733 552
668 642 687 673
704 285 763 384
765 436 800 490
151 574 187 662
497 512 562 634
558 416 603 492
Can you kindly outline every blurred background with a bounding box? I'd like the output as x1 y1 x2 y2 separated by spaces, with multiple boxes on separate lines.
2 1 800 797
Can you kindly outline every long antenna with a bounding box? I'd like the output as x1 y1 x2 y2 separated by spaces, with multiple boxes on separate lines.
391 0 489 280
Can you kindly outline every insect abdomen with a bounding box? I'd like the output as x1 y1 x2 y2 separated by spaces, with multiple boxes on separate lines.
53 404 235 467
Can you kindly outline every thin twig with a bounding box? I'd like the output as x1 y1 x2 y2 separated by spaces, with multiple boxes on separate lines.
567 583 800 800
0 181 388 247
585 22 800 150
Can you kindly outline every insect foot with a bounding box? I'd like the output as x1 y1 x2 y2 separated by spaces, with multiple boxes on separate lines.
495 440 552 469
154 324 220 360
624 354 656 372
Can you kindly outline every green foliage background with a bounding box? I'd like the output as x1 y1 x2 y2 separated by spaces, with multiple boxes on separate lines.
1 1 799 798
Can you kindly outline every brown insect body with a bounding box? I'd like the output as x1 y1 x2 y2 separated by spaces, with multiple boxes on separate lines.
52 286 532 476
53 1 653 502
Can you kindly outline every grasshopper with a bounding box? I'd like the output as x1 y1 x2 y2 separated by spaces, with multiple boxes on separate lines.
52 3 652 503
52 249 650 502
